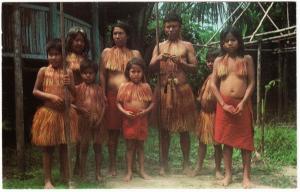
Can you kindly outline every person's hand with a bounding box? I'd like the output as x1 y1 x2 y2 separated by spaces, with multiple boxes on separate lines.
222 103 236 114
63 74 71 88
50 95 64 109
233 101 245 115
136 110 147 117
124 111 136 119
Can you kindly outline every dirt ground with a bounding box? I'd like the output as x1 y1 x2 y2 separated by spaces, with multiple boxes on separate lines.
100 160 297 189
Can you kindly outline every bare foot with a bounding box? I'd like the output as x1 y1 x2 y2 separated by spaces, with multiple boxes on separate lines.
188 169 199 177
242 177 252 188
108 168 117 176
44 181 54 189
123 173 132 182
159 167 166 176
217 176 232 186
182 166 192 175
96 174 104 182
140 171 151 180
215 170 224 179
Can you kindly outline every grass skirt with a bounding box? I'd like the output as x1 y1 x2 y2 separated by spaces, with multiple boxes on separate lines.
197 111 215 144
31 106 78 146
153 83 196 133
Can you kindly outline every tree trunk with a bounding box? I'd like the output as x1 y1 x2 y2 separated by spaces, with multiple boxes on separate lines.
13 4 25 174
256 41 262 125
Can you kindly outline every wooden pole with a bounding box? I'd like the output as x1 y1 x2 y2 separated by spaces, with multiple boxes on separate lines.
258 2 282 34
60 3 73 188
283 44 288 113
277 43 283 118
155 2 163 170
13 3 25 175
256 41 262 125
232 2 250 26
205 2 243 46
249 2 274 41
49 3 59 39
91 3 100 63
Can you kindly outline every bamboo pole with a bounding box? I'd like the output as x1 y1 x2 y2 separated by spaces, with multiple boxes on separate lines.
249 2 274 41
91 3 100 63
256 41 262 125
258 2 282 34
13 3 26 175
60 3 73 188
205 2 243 46
287 2 290 28
283 44 288 113
232 3 250 26
245 32 296 45
207 25 296 46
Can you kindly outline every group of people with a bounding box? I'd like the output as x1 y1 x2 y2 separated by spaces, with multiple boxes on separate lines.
30 13 255 189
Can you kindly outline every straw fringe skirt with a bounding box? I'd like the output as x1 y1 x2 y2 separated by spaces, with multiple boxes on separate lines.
31 106 78 146
153 84 196 133
197 111 215 144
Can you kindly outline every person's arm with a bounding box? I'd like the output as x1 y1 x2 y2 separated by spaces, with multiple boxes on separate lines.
33 67 64 107
234 55 255 114
149 44 164 72
99 48 108 95
64 69 76 97
116 101 135 119
176 42 197 73
210 57 236 114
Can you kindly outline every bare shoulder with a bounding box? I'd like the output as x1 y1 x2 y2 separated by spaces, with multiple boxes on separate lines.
132 49 142 58
101 47 111 56
214 56 223 64
38 67 47 74
244 54 254 63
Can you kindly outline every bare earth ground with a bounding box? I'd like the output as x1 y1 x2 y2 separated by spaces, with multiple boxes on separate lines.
96 161 297 189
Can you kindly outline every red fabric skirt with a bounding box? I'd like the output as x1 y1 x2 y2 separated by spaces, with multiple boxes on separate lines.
104 90 123 130
214 95 254 151
122 107 148 141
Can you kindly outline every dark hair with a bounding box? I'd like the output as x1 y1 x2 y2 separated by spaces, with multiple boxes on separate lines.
163 13 182 25
111 21 132 48
206 49 220 61
219 26 244 56
46 38 62 55
124 57 146 81
66 26 90 56
80 59 98 74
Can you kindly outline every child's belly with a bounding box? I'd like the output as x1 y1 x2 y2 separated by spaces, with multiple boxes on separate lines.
123 101 148 112
220 74 247 99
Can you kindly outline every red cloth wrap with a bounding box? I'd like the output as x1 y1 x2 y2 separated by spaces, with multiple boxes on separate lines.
214 95 254 151
122 107 148 141
104 90 122 130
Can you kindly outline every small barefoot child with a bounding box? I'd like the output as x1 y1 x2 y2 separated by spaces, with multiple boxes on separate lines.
210 27 255 188
74 59 107 181
31 38 78 189
116 57 154 182
191 49 223 179
65 26 90 175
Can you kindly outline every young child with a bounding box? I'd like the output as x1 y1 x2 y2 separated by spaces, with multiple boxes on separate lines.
116 57 154 182
31 38 78 189
66 26 90 85
74 59 107 181
191 49 223 179
65 26 90 175
210 27 255 188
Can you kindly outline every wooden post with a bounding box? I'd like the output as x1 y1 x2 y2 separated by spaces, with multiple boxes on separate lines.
256 41 262 125
277 43 283 118
60 3 73 188
13 4 25 174
91 2 100 63
49 3 59 39
283 44 288 113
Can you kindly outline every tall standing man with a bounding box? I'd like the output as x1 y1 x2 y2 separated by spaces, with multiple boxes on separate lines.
150 14 198 175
